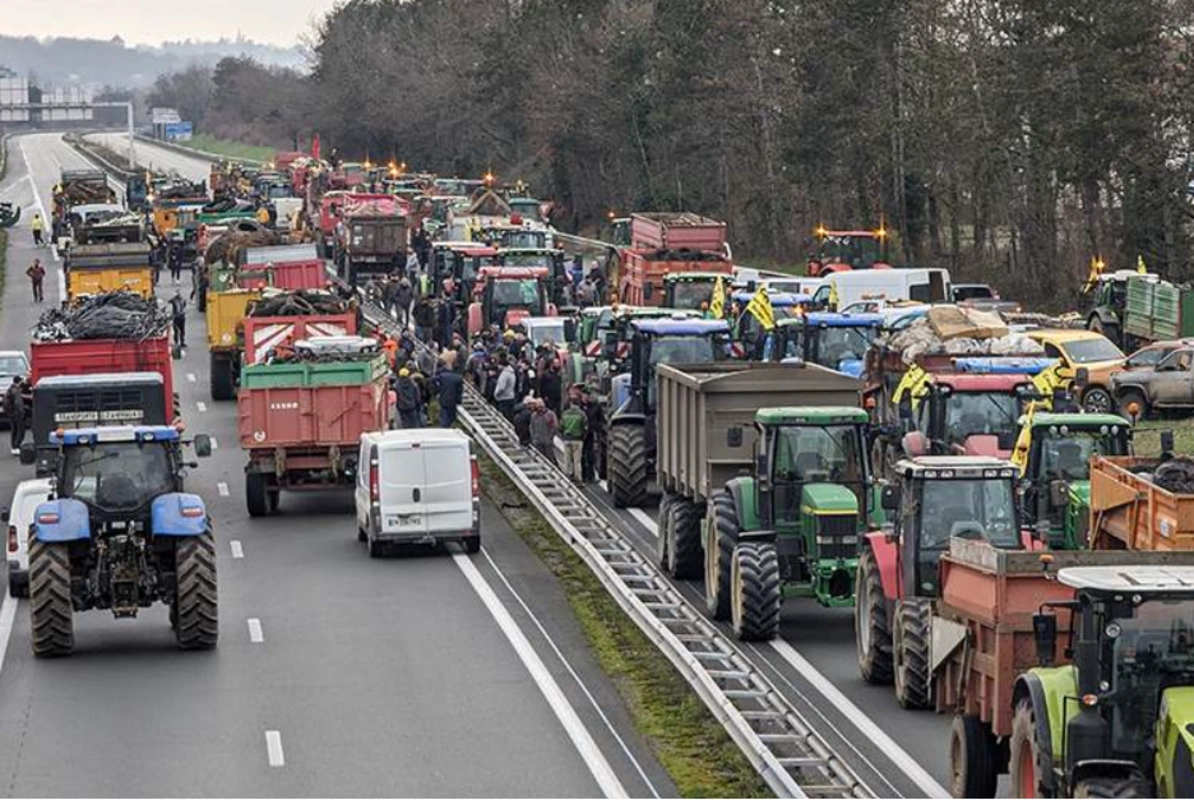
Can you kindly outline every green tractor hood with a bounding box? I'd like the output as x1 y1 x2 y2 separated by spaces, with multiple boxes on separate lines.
801 483 860 516
1062 480 1091 549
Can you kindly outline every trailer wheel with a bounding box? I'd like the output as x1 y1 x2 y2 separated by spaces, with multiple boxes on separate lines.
1073 777 1150 798
607 425 648 508
656 493 676 570
667 497 703 580
28 536 74 658
267 490 281 514
855 547 893 684
210 353 235 401
174 532 218 650
246 473 269 518
950 714 999 798
705 489 739 621
730 541 781 641
1009 699 1047 799
894 597 933 709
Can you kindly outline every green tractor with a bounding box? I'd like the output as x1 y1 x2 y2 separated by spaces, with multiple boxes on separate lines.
1013 411 1132 549
1013 565 1194 798
704 407 875 640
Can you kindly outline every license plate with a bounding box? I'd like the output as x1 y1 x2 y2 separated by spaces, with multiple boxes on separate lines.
389 515 421 528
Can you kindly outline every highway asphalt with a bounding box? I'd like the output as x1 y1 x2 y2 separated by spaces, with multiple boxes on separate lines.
0 133 674 797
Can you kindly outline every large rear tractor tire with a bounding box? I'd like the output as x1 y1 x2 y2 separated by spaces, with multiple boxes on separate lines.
607 425 649 508
894 597 933 709
174 533 218 650
705 489 740 621
730 541 781 641
1009 699 1047 799
949 713 999 798
855 546 894 684
1073 777 1150 798
28 536 74 658
667 497 703 580
210 353 235 401
246 473 269 518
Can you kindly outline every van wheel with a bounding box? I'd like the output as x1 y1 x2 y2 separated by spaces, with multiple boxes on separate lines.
464 536 481 554
357 527 368 543
368 538 385 558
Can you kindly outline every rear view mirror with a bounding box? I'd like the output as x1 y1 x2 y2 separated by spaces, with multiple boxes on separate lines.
563 318 576 344
880 484 901 511
192 434 213 458
0 509 8 523
1033 613 1057 667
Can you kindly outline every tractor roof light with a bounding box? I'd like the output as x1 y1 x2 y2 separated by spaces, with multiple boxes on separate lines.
815 225 828 238
875 227 888 239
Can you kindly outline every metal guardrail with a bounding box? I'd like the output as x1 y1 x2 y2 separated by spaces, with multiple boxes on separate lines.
359 300 870 800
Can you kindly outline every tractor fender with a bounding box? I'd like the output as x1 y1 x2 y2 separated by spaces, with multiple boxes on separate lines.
151 493 209 536
466 303 483 337
863 529 900 601
1014 667 1078 793
610 373 633 414
1158 687 1194 798
608 410 647 428
725 476 761 531
33 498 91 543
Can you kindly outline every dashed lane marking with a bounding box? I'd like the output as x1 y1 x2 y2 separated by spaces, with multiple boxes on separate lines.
230 540 244 559
196 401 207 413
627 508 658 537
247 618 264 643
217 482 230 497
187 373 196 383
265 730 284 767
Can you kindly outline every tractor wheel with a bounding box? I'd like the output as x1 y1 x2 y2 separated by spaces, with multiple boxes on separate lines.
668 497 703 580
656 493 676 570
894 597 933 709
28 536 74 658
1117 389 1148 422
607 425 649 508
949 714 999 799
1081 386 1114 415
705 489 740 621
1009 699 1049 799
210 353 235 401
1073 777 1150 798
855 547 893 684
730 541 781 641
246 473 269 518
174 533 218 650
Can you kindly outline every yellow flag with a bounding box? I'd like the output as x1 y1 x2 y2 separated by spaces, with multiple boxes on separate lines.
1031 362 1064 406
828 280 840 311
1011 402 1037 476
745 286 776 331
709 276 725 320
1137 255 1148 275
893 364 932 409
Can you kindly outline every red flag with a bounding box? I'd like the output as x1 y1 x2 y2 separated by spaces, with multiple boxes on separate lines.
311 133 321 161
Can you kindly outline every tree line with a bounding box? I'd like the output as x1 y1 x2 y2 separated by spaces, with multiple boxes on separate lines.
147 0 1194 306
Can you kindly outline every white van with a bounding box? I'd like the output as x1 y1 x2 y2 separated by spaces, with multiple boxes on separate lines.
811 268 951 311
3 478 53 597
355 429 480 557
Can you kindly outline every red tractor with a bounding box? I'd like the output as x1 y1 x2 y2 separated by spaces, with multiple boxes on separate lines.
806 227 892 277
467 266 557 336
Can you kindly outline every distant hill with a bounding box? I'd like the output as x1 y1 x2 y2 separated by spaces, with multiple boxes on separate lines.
0 35 305 88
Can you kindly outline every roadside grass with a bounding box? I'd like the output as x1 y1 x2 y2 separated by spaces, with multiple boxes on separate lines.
180 134 274 164
476 454 770 798
1134 418 1194 457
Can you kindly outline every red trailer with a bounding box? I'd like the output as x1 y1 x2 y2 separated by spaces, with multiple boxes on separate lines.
241 313 357 366
629 212 727 252
30 334 175 411
270 260 328 290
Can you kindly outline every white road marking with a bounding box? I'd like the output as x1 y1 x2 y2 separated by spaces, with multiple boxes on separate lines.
768 639 950 799
230 540 244 559
217 482 230 497
196 401 207 413
247 618 264 643
0 594 19 675
187 373 196 383
598 480 609 493
627 508 658 537
18 139 64 303
209 437 218 450
452 553 626 798
264 730 285 767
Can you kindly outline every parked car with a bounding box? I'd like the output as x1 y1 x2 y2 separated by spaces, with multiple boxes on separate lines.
1111 343 1194 418
3 478 53 597
951 283 1020 313
1025 329 1125 413
354 429 480 557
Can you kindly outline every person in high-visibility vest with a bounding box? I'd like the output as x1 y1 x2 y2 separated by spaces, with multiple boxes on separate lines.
30 213 45 247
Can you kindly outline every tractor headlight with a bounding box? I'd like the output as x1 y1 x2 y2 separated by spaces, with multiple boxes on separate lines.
1105 622 1121 639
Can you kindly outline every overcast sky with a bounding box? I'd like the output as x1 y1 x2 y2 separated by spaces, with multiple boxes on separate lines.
3 0 340 46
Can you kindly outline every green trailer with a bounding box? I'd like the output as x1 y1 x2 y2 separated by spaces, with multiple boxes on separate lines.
1122 274 1194 345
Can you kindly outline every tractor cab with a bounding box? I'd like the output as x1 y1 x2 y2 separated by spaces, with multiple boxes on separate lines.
732 291 811 357
768 312 883 377
1021 566 1194 798
431 243 500 305
806 227 892 277
467 266 554 336
1015 411 1132 549
498 247 568 303
662 271 734 311
608 318 734 415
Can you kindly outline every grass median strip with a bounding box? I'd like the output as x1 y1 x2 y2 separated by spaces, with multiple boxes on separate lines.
476 455 769 798
180 134 275 164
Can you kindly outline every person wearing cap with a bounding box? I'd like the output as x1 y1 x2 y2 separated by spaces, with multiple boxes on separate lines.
394 368 422 429
529 398 559 464
493 353 517 420
512 396 534 447
433 361 464 428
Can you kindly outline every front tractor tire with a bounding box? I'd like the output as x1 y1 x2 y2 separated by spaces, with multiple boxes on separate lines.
730 541 781 641
704 489 740 621
174 533 218 650
893 597 933 709
607 424 649 508
855 546 893 684
28 536 74 658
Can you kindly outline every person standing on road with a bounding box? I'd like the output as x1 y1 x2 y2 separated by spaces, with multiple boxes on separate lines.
170 290 188 348
168 238 184 283
530 399 559 465
395 277 413 328
434 362 464 428
559 389 588 482
5 378 27 456
580 387 601 483
394 368 422 429
26 259 45 303
30 213 45 247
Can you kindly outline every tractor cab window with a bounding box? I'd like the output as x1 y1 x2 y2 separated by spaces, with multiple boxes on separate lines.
668 281 714 310
772 425 866 523
810 326 877 369
62 442 175 512
645 334 728 406
780 327 804 360
944 392 1019 444
503 253 550 268
1037 429 1129 483
1106 598 1194 757
917 478 1018 551
818 236 880 268
490 280 543 315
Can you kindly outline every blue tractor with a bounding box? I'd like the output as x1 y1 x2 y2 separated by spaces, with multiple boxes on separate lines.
763 312 884 377
605 318 734 507
22 425 216 657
